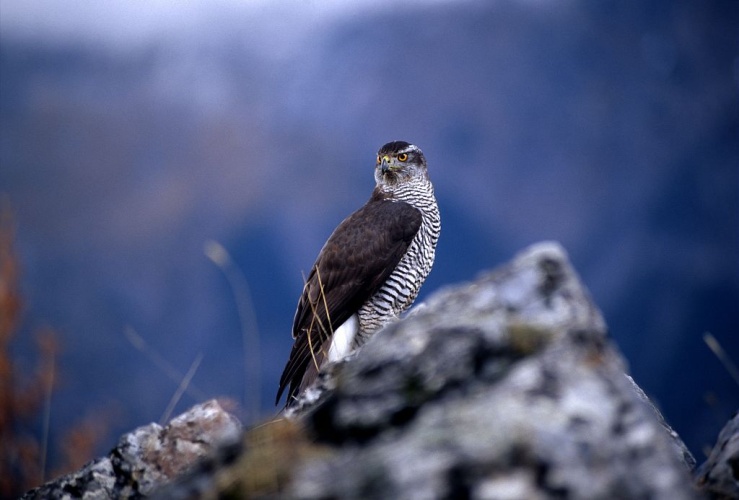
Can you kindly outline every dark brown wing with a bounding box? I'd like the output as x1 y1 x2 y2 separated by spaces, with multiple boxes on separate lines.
275 197 422 405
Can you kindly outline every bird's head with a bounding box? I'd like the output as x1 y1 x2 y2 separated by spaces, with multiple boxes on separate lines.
374 141 428 188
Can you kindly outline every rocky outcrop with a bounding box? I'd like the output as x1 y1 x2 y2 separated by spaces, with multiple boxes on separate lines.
27 242 732 498
22 399 241 499
282 242 698 499
695 411 739 499
159 242 701 499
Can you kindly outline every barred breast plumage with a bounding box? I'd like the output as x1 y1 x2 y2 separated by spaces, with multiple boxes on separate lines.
356 175 440 342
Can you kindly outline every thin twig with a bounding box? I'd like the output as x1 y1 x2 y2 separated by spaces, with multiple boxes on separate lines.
40 350 55 484
124 326 207 401
704 332 739 386
160 353 203 425
306 312 321 373
301 270 321 374
204 240 261 424
303 269 333 373
315 266 334 343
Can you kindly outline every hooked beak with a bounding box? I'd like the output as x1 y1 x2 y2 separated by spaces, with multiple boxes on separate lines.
380 156 394 174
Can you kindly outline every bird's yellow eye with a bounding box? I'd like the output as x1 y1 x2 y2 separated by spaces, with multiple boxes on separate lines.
376 155 381 165
397 153 408 162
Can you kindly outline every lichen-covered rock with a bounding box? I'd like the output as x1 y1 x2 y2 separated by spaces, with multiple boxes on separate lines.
25 242 704 499
696 411 739 499
152 417 325 499
287 242 698 499
157 242 699 499
22 399 241 499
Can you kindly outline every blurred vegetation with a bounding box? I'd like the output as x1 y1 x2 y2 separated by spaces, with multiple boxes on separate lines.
0 203 107 496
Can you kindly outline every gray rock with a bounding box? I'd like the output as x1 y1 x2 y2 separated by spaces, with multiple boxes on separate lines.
26 242 704 499
695 411 739 498
22 399 241 499
288 242 698 499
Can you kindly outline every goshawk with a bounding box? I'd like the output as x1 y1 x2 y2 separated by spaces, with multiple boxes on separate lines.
276 141 440 406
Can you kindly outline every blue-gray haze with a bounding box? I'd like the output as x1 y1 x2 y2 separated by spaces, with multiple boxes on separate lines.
1 0 736 467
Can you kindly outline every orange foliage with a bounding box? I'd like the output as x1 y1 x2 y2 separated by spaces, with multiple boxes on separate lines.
0 203 107 496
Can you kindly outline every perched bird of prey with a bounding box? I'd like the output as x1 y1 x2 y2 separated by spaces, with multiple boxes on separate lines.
275 141 441 406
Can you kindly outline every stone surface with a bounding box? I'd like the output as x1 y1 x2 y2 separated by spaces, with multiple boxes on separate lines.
22 399 241 499
695 411 739 499
152 418 323 499
287 242 698 499
158 242 702 499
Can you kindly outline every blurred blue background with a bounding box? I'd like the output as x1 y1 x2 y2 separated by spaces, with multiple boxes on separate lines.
1 0 737 468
